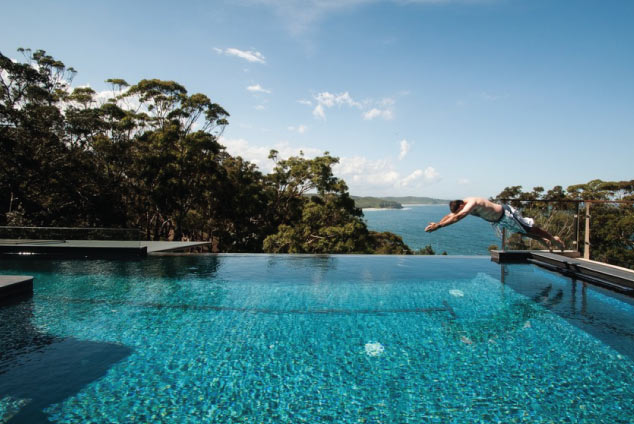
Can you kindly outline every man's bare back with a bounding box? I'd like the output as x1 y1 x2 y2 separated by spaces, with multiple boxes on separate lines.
424 197 502 233
463 197 504 222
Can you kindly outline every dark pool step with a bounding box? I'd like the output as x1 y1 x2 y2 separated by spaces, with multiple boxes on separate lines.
0 275 34 303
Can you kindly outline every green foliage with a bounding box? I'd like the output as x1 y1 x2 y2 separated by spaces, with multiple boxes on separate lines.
415 245 436 255
1 48 411 255
368 231 412 254
586 203 634 267
262 155 411 254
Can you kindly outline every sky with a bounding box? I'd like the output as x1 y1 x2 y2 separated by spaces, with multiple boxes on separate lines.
2 0 633 198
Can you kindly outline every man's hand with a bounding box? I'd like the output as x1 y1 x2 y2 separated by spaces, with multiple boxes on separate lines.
425 222 440 232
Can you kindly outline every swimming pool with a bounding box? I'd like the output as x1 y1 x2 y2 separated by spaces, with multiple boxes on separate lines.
1 255 633 423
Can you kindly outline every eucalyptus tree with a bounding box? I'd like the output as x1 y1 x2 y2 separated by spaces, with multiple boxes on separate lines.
0 48 95 226
202 153 270 251
117 79 229 239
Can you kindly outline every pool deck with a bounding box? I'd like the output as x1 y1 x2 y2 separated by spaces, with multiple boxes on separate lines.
0 275 33 302
0 240 211 258
491 250 634 295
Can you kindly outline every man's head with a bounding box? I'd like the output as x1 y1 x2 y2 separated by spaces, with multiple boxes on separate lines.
449 200 465 213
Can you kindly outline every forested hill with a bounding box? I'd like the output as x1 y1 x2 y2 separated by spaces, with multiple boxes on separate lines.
351 197 402 209
0 48 413 255
351 196 447 209
382 196 448 205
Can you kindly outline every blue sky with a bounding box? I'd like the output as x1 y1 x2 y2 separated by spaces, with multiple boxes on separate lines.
2 0 633 198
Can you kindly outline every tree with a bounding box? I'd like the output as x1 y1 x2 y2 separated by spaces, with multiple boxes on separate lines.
263 152 411 254
0 49 100 227
117 79 229 240
203 154 270 252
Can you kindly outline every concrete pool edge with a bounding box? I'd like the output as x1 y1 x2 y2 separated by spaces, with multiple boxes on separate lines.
492 250 634 295
0 275 34 302
0 240 212 258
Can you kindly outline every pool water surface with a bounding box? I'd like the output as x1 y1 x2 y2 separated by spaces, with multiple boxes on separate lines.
1 255 633 423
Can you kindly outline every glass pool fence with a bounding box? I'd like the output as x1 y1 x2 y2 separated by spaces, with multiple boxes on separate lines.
499 199 634 269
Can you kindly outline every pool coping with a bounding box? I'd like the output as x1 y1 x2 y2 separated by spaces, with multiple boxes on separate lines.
0 240 211 258
491 250 634 295
0 275 33 302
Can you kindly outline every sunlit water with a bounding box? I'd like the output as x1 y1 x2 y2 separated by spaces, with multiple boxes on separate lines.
2 255 634 423
363 204 500 254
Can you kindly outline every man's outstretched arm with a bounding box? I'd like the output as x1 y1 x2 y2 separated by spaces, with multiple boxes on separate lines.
424 200 475 232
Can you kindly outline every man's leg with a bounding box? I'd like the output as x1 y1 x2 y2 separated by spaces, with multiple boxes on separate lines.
526 226 564 251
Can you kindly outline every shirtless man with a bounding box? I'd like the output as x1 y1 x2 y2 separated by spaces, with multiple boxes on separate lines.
424 197 565 251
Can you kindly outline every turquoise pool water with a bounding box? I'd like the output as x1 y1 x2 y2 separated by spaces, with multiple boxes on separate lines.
1 255 634 423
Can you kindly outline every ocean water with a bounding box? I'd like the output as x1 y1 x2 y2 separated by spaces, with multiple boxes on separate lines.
363 204 500 255
2 255 634 423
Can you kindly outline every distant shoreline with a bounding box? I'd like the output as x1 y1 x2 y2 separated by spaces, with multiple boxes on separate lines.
353 196 448 210
363 204 447 211
363 205 445 211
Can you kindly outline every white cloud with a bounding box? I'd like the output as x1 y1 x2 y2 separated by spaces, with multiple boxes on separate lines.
219 137 272 171
336 157 400 185
363 97 395 120
363 108 381 120
398 139 411 160
309 91 395 121
393 167 440 187
310 91 395 121
363 107 393 121
458 178 471 184
255 105 266 111
399 169 424 187
218 137 321 173
288 124 308 134
315 91 361 108
313 103 326 119
312 91 362 119
218 136 440 194
247 84 271 94
297 99 312 106
423 166 440 181
335 156 440 192
215 47 266 64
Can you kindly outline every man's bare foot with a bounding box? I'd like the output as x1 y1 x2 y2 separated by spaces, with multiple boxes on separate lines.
543 239 553 252
553 236 565 252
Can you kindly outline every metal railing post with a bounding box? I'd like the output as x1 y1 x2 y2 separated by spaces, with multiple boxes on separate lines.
574 202 580 254
584 202 591 260
501 228 506 251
